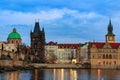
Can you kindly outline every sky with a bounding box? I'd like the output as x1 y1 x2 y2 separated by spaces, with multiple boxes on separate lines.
0 0 120 45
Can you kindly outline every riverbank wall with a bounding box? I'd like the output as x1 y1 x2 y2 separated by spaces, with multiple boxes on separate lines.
1 60 120 70
91 65 120 69
30 63 90 69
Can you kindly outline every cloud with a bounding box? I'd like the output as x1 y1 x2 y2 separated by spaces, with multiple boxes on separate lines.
0 9 66 25
0 8 120 45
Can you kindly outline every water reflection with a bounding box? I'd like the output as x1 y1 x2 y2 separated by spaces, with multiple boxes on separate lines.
0 70 31 80
1 69 120 80
31 69 44 80
44 69 77 80
98 69 101 80
6 71 20 80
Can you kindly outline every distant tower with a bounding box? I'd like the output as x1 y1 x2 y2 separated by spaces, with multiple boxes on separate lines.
30 22 45 63
105 19 115 43
7 28 22 45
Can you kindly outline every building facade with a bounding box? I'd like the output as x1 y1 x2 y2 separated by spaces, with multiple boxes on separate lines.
30 22 45 63
58 44 80 63
89 19 120 69
45 41 58 63
44 42 81 63
80 43 89 63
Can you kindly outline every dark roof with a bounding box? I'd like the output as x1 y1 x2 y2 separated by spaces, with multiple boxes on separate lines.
47 41 58 45
33 22 41 34
106 19 115 36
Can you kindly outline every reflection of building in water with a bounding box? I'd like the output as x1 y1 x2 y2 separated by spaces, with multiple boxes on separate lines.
70 69 77 80
98 69 101 80
31 69 44 80
34 69 38 80
53 69 78 80
6 71 20 80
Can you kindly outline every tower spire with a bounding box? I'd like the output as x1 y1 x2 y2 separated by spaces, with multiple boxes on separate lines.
106 18 115 36
105 18 115 43
33 22 41 34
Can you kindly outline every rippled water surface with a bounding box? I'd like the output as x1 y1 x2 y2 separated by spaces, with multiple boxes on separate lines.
0 69 120 80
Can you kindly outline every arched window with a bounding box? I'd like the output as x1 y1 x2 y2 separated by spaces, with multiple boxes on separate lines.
103 54 105 59
11 40 14 43
106 61 108 64
106 54 108 59
109 54 112 59
16 41 18 45
114 61 116 64
98 61 101 65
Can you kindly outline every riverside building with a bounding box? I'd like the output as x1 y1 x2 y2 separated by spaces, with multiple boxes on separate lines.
45 41 81 64
89 19 120 69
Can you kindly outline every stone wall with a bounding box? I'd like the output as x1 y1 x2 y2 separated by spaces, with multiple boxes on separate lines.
0 60 24 67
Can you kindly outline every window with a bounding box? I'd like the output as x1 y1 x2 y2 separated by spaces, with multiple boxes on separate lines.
11 40 13 43
109 54 112 59
106 61 108 64
114 61 116 64
16 41 18 45
98 61 101 65
106 54 108 59
103 54 105 59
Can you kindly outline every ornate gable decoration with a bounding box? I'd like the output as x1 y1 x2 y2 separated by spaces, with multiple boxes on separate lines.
103 43 112 49
91 44 97 49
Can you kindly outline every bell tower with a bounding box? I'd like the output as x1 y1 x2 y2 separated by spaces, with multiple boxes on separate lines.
105 19 115 43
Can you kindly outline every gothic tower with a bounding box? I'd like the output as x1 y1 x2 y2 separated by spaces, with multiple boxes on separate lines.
105 19 115 43
31 22 45 63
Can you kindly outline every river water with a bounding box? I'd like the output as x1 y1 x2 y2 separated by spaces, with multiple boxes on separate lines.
0 69 120 80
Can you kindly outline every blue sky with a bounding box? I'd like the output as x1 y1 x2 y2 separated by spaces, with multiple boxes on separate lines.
0 0 120 45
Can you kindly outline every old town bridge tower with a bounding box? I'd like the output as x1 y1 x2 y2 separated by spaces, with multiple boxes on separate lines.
30 22 45 63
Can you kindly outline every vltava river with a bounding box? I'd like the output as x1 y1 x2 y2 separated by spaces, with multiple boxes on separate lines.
0 69 120 80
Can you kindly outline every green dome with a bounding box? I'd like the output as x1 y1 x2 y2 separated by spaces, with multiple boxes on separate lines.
8 28 21 39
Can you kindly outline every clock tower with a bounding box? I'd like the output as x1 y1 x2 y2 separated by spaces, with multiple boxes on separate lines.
105 19 115 43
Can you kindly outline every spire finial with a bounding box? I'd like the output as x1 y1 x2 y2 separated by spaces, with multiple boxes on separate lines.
35 19 39 22
109 17 112 25
13 28 16 32
106 18 115 36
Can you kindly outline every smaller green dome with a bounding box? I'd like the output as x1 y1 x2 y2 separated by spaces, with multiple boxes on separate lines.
8 28 21 39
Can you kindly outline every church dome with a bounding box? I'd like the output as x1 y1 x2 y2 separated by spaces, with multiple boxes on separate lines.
8 28 21 39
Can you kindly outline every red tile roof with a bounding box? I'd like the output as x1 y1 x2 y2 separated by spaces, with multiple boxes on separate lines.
89 42 120 49
58 44 80 48
110 43 120 49
46 41 80 48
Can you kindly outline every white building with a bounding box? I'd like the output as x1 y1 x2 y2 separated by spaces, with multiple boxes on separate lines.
80 43 89 63
45 41 58 63
45 42 80 63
